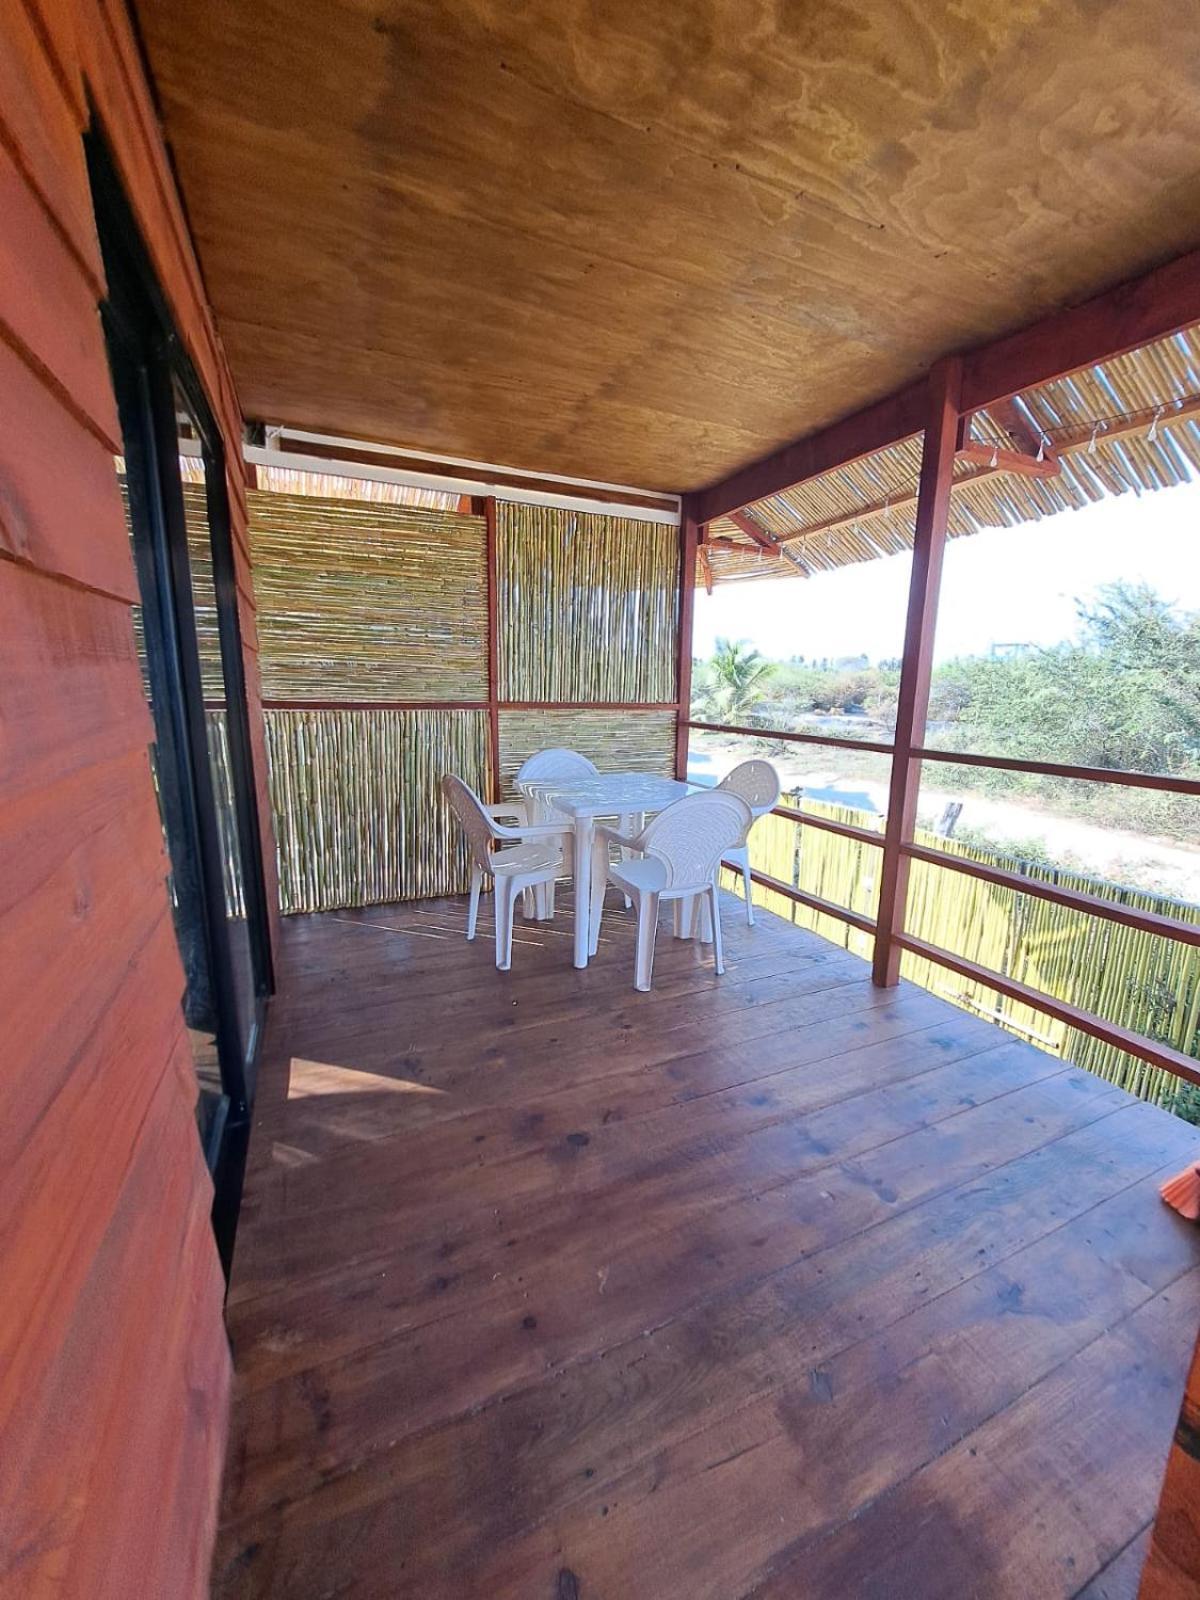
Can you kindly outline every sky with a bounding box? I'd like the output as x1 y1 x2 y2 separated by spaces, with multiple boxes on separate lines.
693 477 1200 664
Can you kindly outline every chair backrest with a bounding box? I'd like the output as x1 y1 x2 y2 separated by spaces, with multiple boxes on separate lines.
440 773 498 872
516 747 599 787
633 790 752 891
718 759 781 825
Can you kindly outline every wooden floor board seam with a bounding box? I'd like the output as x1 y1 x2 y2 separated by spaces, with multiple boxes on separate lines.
216 901 1200 1598
737 1263 1200 1599
226 1089 1137 1491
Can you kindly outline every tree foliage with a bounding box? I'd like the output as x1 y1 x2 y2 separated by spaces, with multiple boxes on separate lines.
690 583 1200 839
692 637 776 722
942 582 1200 775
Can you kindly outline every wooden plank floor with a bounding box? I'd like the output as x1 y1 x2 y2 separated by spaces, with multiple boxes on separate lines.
214 890 1200 1599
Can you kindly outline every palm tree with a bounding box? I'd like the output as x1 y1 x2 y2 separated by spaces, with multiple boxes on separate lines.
706 637 774 721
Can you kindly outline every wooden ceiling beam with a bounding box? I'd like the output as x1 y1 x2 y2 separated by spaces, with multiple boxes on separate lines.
960 245 1200 412
727 510 781 554
695 245 1200 529
692 381 928 528
986 396 1050 458
768 458 1013 547
954 442 1061 479
767 390 1200 551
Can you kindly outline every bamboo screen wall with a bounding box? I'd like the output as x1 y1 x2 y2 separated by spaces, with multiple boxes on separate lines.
497 710 676 796
265 709 490 910
494 502 679 790
187 488 682 914
497 502 678 703
248 490 488 702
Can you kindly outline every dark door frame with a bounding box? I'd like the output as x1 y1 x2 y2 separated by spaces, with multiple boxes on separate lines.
86 125 273 1274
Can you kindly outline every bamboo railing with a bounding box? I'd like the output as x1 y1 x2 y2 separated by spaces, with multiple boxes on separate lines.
731 801 1200 1108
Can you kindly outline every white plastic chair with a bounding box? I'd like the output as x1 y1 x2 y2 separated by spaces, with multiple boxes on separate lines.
588 790 752 991
514 747 642 913
440 774 571 971
717 759 781 925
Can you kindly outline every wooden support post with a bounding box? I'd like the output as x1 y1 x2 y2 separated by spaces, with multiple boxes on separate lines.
872 358 963 986
674 498 700 780
483 495 502 800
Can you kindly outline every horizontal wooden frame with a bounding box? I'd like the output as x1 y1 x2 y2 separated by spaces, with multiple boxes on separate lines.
913 745 1200 797
261 698 682 713
686 718 896 757
731 864 878 938
773 802 884 849
960 246 1200 415
902 840 1200 947
262 698 491 712
695 244 1200 522
894 932 1200 1088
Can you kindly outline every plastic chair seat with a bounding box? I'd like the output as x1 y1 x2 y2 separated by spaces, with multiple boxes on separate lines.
606 855 669 897
491 841 563 876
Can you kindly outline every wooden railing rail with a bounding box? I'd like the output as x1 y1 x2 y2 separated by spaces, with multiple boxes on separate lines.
685 718 895 756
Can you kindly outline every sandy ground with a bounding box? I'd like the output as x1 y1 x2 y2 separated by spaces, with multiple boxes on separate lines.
689 735 1200 903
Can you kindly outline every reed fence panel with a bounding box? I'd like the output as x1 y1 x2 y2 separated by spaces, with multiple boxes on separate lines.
186 487 687 913
498 709 676 796
264 709 491 913
731 802 1200 1109
241 487 488 702
496 502 678 702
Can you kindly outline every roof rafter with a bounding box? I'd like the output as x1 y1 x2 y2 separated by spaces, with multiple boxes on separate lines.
727 510 780 555
695 244 1200 526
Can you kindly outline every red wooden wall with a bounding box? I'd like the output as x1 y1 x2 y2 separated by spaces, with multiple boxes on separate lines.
0 0 275 1592
1140 1330 1200 1596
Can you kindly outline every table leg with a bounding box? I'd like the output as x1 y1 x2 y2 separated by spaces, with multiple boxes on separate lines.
573 815 595 969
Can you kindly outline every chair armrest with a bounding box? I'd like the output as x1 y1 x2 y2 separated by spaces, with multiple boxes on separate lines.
593 823 639 850
491 818 573 842
486 800 528 825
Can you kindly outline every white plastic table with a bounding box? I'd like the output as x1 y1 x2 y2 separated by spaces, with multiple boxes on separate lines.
519 771 693 968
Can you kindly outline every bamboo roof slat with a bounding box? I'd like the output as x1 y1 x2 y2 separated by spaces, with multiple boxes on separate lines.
705 325 1200 585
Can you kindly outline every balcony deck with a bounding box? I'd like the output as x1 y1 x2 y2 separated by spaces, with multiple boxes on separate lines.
214 891 1200 1599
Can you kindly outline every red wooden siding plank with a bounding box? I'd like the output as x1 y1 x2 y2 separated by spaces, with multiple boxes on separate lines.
0 563 153 804
0 335 138 602
0 144 120 448
0 0 102 286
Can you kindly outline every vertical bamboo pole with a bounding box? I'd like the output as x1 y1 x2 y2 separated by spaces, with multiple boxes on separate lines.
675 496 700 781
873 357 963 986
484 494 501 799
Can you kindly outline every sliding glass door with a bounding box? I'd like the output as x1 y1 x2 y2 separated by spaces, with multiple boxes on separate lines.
89 132 272 1270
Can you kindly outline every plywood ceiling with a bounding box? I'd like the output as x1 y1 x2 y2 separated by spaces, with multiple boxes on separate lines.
135 0 1200 493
